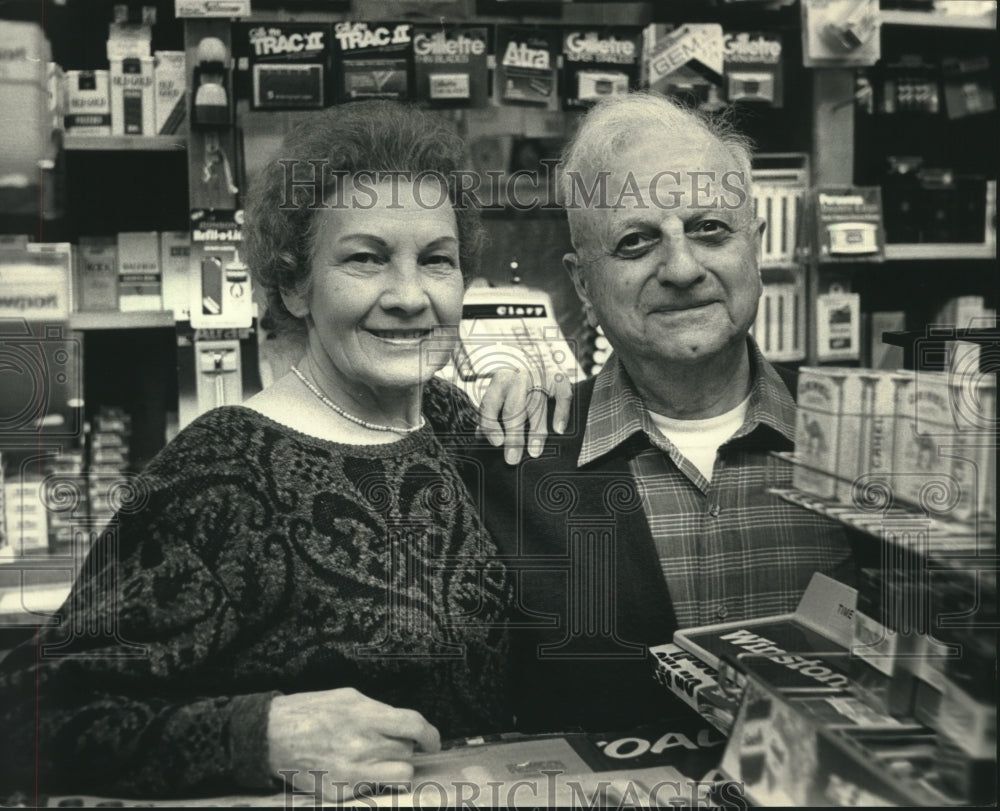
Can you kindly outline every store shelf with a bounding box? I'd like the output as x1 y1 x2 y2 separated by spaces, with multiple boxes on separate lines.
69 311 176 330
63 134 187 152
884 242 997 261
880 7 998 30
769 483 997 574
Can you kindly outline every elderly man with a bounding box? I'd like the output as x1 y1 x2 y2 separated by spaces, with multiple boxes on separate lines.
471 92 859 734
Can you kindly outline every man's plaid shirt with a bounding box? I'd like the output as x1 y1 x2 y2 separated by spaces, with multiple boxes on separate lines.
578 341 856 628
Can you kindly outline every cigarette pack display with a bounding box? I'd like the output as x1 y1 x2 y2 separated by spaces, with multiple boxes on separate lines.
76 235 118 312
751 282 803 362
159 230 192 320
650 642 741 735
153 51 187 133
793 367 899 501
892 370 995 522
3 481 49 555
26 242 76 314
64 69 111 133
674 573 857 688
755 184 803 267
110 56 155 135
412 26 488 108
117 231 161 311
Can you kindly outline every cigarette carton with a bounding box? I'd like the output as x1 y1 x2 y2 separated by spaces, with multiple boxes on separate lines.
76 235 118 311
794 367 901 503
153 50 187 134
64 69 111 134
159 230 192 319
110 56 155 135
117 231 161 311
893 370 995 523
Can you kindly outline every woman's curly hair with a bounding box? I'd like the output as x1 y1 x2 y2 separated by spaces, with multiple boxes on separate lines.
244 100 485 335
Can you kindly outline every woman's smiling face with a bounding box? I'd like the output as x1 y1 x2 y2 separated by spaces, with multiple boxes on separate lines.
283 176 464 395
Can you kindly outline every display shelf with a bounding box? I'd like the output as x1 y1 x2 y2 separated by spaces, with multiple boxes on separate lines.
880 7 998 30
884 242 997 261
63 134 187 152
69 311 176 330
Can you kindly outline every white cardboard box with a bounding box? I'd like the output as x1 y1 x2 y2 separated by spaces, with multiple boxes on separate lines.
117 231 161 311
110 56 155 135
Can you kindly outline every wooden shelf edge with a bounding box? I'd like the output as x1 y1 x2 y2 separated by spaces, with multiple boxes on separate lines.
884 242 997 261
880 8 998 30
70 311 177 330
63 134 187 152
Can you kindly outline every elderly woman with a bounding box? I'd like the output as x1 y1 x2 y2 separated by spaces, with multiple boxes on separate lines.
0 101 559 800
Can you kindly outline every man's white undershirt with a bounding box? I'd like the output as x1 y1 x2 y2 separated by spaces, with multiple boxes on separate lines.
646 394 751 482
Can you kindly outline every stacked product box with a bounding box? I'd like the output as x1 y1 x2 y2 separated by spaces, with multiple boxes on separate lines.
793 367 900 503
2 477 48 557
0 452 5 554
64 69 111 134
117 231 162 311
851 566 996 804
41 451 87 555
912 577 997 805
892 369 996 524
76 235 118 311
87 407 132 525
159 230 193 319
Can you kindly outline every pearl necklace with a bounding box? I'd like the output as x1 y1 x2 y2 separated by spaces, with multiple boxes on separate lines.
290 365 426 435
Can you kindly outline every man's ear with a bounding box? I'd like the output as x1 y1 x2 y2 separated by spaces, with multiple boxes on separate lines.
281 286 309 319
753 215 766 251
564 252 598 328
